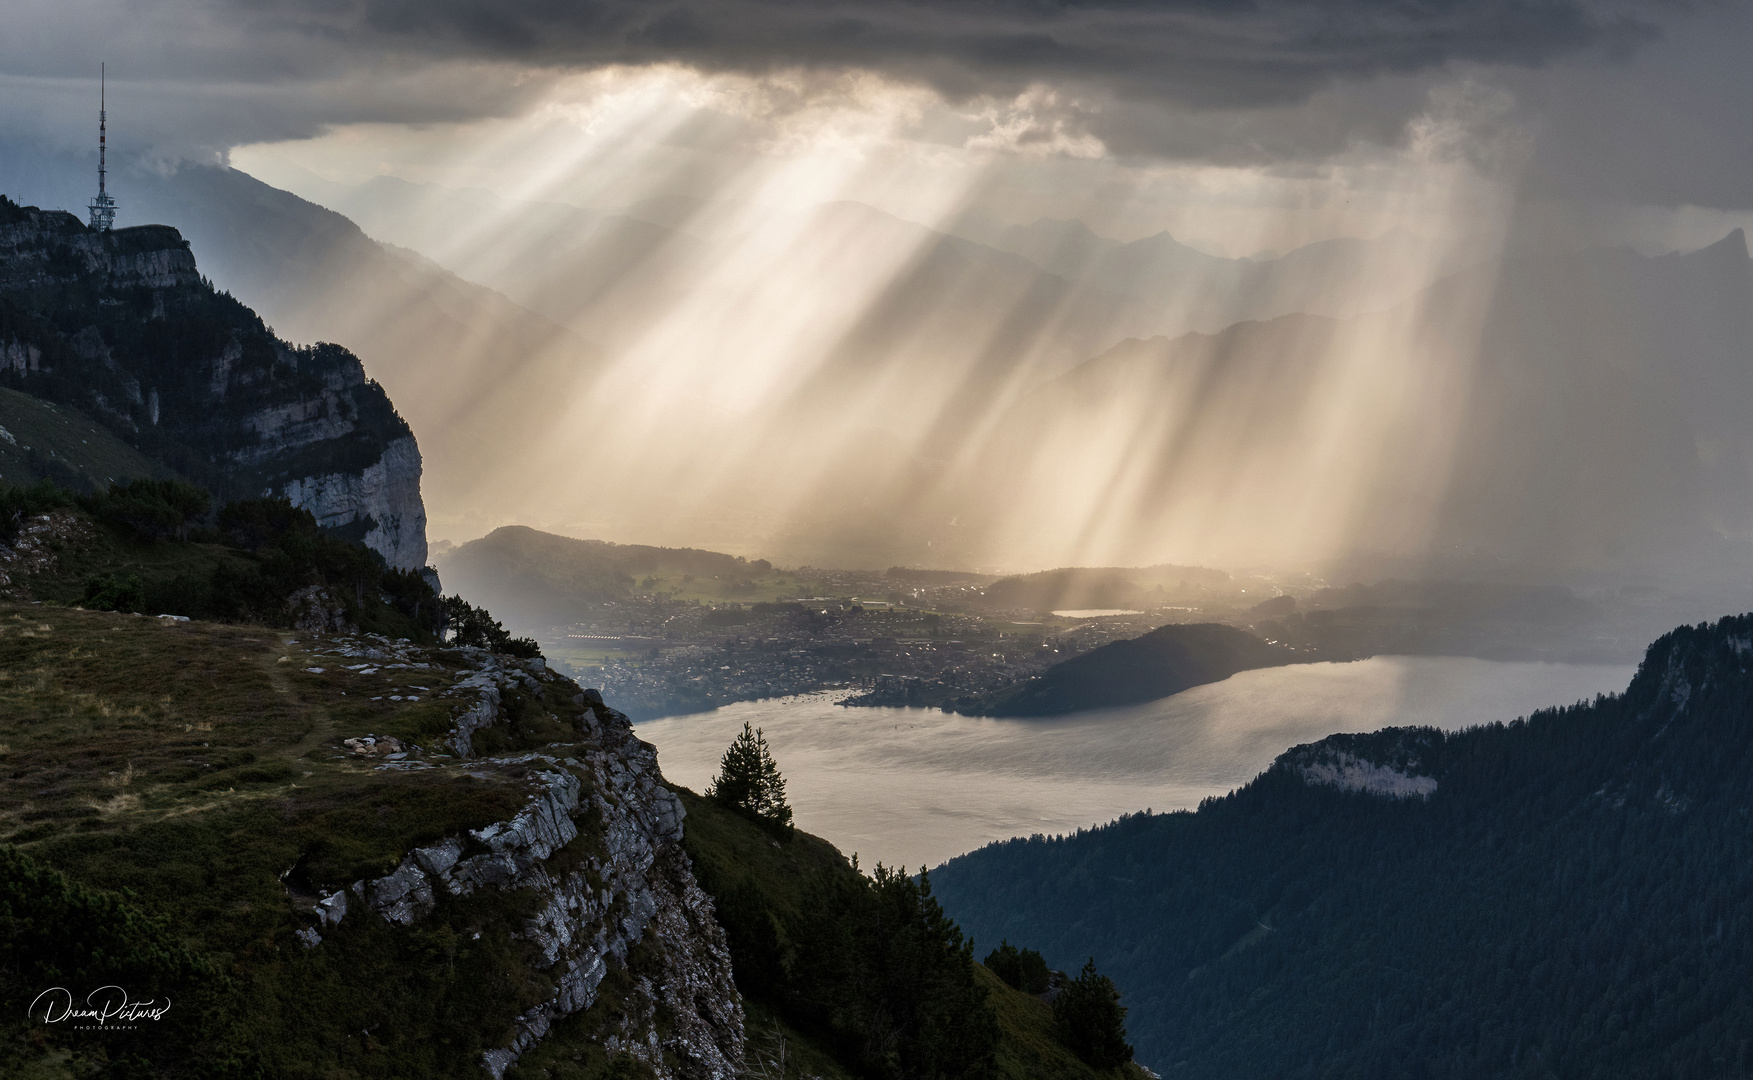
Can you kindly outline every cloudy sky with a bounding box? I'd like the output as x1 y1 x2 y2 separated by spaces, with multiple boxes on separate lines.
7 0 1753 573
5 0 1751 224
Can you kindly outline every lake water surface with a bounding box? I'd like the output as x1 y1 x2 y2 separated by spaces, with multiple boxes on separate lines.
1051 609 1143 618
635 656 1637 870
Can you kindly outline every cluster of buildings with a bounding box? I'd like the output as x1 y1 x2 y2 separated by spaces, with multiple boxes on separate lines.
545 590 1160 720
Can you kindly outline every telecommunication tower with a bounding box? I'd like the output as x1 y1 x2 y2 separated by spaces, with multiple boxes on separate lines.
87 64 117 232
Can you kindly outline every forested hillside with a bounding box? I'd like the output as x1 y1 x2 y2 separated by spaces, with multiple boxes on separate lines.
675 787 1151 1080
438 525 775 630
973 622 1301 715
933 614 1753 1076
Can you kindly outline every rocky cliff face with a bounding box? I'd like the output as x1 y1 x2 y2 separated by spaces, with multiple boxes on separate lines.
0 599 749 1076
296 636 745 1078
280 433 428 572
0 196 428 568
0 213 202 293
1278 728 1444 800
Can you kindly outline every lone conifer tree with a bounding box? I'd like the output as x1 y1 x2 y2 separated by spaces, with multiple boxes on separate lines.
1053 958 1133 1069
707 722 793 829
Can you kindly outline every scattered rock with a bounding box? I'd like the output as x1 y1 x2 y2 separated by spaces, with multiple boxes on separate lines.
341 735 404 758
0 510 98 598
315 890 348 927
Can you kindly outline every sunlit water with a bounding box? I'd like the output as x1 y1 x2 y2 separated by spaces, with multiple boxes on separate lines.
635 656 1637 870
1051 609 1144 617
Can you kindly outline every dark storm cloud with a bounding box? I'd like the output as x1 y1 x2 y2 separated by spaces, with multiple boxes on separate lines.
1514 3 1753 208
264 0 1660 109
5 0 1739 200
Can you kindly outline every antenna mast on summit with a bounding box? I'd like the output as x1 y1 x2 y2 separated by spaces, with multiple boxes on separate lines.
87 63 117 232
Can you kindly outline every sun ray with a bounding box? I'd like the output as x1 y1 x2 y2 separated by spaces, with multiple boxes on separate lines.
235 69 1522 574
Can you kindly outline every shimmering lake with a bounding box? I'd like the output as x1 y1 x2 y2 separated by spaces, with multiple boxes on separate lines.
635 656 1637 870
1050 609 1144 618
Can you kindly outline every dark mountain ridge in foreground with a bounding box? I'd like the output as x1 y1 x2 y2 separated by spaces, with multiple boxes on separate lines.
0 593 1135 1079
933 613 1753 1076
0 151 596 545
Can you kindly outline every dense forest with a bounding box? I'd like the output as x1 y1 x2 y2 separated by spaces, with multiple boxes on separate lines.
0 477 531 653
932 614 1753 1077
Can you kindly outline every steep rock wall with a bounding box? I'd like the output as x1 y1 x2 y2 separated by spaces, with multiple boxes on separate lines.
297 636 744 1077
0 210 203 292
0 197 428 568
281 434 429 572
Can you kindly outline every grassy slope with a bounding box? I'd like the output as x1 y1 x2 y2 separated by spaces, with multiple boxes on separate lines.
675 787 852 933
0 387 175 490
980 966 1133 1080
0 603 606 1078
2 595 1147 1079
675 789 1148 1080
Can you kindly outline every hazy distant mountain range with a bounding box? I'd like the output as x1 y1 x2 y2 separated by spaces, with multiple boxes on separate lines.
438 524 769 627
231 169 1753 585
277 170 1451 350
1 149 1455 564
972 228 1753 581
13 144 1753 590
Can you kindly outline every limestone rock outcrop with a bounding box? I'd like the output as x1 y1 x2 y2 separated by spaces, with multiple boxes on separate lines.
1279 728 1444 800
280 435 428 572
290 633 745 1078
0 211 203 292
